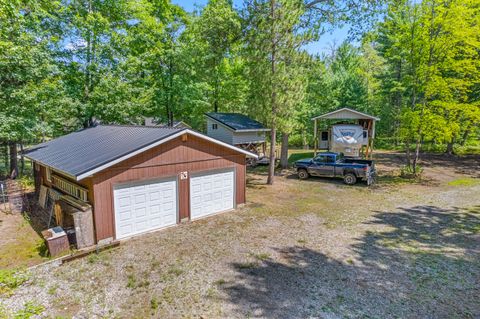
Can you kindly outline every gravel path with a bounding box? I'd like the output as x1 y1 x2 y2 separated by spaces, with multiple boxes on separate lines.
1 152 479 318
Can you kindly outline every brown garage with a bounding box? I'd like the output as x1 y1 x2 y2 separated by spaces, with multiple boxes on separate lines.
25 125 257 244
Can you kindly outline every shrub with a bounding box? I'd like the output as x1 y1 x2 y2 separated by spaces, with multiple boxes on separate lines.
400 165 423 178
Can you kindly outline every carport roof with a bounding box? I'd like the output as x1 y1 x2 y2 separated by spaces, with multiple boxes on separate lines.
24 125 257 181
312 108 380 121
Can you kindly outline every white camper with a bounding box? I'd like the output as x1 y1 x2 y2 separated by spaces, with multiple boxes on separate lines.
313 108 380 158
324 124 369 157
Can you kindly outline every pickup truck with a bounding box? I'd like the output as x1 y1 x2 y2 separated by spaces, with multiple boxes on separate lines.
293 152 376 185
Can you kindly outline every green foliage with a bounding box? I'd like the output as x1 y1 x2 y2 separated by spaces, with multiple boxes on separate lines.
0 0 478 175
375 0 480 165
400 165 423 178
13 301 45 319
0 269 29 296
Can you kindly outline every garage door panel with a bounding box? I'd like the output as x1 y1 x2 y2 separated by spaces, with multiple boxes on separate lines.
190 170 234 220
114 178 177 239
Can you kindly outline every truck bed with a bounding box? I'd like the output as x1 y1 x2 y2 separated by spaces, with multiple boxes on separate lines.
343 158 374 167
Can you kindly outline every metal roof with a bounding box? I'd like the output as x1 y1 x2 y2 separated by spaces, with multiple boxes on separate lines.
312 108 380 121
205 113 269 131
24 125 258 181
24 125 184 179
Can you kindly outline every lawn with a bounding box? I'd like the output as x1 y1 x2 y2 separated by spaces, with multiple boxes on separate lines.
0 151 479 318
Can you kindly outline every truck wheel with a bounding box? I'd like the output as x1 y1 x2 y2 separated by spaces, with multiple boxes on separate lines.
298 169 309 180
343 173 357 185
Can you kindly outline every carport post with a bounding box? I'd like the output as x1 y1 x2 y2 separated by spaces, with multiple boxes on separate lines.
313 118 318 156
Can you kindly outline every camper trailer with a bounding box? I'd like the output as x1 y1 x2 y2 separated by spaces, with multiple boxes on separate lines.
319 124 369 157
312 108 380 159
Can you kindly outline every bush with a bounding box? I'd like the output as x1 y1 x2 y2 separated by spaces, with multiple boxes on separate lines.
18 175 34 190
400 165 423 178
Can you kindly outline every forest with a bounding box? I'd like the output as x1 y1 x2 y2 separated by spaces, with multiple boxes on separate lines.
1 0 479 182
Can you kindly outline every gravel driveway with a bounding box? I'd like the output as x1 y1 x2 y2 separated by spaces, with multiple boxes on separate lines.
1 152 479 318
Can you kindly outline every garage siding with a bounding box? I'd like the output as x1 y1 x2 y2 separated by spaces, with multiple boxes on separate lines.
91 133 246 241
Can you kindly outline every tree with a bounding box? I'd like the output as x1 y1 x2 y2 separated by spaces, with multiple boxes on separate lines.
59 0 134 127
244 0 309 183
191 0 242 113
376 0 480 173
0 0 62 178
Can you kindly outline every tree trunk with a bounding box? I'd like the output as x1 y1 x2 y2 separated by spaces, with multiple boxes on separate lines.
446 139 455 155
412 136 422 176
9 142 18 179
280 132 289 169
266 0 277 185
2 143 8 176
302 130 308 149
267 128 276 185
20 143 25 176
405 140 411 168
460 127 471 146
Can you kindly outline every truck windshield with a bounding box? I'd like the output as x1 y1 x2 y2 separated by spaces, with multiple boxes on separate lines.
336 153 344 162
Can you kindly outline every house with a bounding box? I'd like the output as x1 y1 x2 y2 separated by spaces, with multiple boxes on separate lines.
205 113 269 146
24 125 257 244
143 117 191 129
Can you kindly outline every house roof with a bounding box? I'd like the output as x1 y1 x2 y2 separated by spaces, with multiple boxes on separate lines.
312 108 380 121
24 125 257 181
143 117 191 129
205 113 269 132
159 121 191 129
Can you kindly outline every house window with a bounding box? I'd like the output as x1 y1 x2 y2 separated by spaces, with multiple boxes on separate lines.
46 167 52 182
321 131 329 141
212 123 218 130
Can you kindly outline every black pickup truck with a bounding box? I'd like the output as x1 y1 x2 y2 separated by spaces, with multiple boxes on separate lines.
293 152 376 185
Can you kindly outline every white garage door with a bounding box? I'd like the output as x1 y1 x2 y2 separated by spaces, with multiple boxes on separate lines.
190 169 235 220
114 178 177 239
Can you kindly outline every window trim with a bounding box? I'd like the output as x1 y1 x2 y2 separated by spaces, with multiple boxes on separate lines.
45 167 52 183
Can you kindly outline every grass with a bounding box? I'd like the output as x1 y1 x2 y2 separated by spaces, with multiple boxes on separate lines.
249 252 271 261
447 178 480 187
0 213 49 270
0 269 29 297
13 301 44 319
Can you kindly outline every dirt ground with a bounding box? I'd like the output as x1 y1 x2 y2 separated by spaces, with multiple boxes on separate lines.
1 151 479 318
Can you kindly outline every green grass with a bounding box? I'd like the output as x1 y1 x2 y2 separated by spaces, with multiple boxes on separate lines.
13 301 44 319
447 178 480 187
0 269 29 296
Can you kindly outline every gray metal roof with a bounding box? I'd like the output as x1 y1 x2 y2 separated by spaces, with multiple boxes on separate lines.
312 108 380 121
205 113 269 131
24 125 185 178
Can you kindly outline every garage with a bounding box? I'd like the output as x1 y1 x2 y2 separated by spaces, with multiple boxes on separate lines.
113 178 177 239
25 125 257 244
190 169 234 220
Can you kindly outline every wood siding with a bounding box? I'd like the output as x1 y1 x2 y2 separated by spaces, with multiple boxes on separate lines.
91 133 246 242
206 118 234 144
232 131 266 145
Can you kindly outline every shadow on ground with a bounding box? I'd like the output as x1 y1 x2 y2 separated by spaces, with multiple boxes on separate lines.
222 205 480 318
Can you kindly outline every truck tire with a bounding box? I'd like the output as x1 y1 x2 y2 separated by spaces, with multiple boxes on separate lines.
298 169 309 180
343 173 357 185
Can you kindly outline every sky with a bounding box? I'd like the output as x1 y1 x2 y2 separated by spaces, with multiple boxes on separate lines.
171 0 351 55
